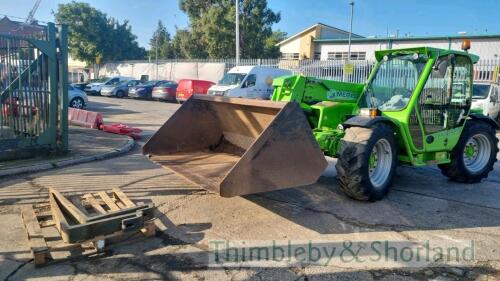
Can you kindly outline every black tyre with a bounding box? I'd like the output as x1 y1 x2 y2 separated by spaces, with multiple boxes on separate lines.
438 121 498 183
336 124 398 201
116 90 125 98
69 97 85 109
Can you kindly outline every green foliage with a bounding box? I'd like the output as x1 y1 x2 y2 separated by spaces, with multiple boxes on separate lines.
54 1 146 65
174 0 283 59
149 20 175 60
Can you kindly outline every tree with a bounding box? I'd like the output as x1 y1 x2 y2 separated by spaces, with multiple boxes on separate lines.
171 28 207 59
54 2 146 66
149 20 174 60
177 0 282 59
263 30 287 58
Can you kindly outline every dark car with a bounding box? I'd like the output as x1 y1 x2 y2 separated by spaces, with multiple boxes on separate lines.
129 80 167 99
152 81 178 101
101 80 141 98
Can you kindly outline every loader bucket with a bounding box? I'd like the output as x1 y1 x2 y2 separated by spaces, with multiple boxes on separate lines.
143 95 327 197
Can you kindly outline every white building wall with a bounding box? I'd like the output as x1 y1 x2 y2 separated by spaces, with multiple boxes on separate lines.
319 38 500 60
279 38 301 54
450 38 500 58
319 42 389 60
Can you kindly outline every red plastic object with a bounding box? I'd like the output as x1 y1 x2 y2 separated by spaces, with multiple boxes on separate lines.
100 123 142 140
2 98 38 118
68 108 103 129
2 99 19 117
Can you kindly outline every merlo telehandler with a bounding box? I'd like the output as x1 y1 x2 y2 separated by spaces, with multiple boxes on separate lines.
144 47 499 201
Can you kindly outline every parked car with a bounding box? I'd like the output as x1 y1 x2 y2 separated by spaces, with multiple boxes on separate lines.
152 81 178 101
176 79 214 102
69 85 88 109
101 80 141 98
129 80 167 99
84 76 134 95
472 83 500 123
208 66 291 99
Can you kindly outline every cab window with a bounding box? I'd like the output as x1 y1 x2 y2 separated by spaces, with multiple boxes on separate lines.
242 74 256 88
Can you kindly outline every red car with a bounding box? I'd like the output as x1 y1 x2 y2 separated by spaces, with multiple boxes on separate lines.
176 79 214 102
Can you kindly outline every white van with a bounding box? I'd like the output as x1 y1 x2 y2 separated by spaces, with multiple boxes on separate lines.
84 76 134 95
208 66 292 99
472 83 500 123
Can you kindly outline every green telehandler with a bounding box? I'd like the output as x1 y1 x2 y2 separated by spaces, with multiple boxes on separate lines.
144 47 499 201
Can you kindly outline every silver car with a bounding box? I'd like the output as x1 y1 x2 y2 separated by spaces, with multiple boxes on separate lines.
101 80 141 98
69 85 89 109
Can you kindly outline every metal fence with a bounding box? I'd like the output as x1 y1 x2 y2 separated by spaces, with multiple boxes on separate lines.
112 57 499 84
0 23 68 161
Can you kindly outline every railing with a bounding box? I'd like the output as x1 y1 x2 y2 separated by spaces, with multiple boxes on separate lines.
105 58 499 84
0 23 68 161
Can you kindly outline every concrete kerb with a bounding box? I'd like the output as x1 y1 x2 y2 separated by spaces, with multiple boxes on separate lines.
0 137 135 178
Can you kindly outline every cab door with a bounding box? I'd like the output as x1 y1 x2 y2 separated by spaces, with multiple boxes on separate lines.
241 74 257 98
412 54 472 151
487 85 500 119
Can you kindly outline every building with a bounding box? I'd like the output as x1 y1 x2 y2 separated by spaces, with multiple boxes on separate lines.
277 23 363 60
278 23 500 60
0 16 45 38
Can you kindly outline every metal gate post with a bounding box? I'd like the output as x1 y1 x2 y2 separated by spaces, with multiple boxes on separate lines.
58 24 69 152
47 23 58 149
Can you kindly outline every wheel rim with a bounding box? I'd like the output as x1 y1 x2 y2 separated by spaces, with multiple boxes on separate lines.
463 134 491 173
71 98 83 109
369 138 393 189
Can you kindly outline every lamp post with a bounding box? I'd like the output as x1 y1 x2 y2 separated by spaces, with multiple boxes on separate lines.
155 34 159 80
347 1 354 61
235 0 240 66
343 1 354 82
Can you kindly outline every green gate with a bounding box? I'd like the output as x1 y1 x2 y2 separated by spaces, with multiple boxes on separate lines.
0 23 68 161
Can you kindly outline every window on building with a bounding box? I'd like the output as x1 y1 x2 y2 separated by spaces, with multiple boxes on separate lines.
281 53 299 60
327 52 366 61
313 52 321 60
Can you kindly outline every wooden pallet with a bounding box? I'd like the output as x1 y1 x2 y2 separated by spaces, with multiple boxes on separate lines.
21 187 156 266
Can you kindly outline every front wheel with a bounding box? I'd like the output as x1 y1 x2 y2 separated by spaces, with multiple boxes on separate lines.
438 121 498 183
335 124 398 201
69 97 85 109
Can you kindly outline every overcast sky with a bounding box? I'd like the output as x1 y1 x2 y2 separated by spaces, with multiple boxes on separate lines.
2 0 500 48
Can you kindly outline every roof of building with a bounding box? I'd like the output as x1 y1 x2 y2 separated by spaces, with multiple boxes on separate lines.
0 16 45 37
314 34 500 44
276 22 363 46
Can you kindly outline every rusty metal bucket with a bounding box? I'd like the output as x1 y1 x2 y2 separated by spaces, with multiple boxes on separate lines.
143 95 327 197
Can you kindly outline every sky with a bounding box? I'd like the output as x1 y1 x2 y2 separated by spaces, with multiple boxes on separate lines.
2 0 500 48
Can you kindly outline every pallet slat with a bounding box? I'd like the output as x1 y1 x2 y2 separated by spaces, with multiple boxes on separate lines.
49 187 88 224
82 193 107 215
97 191 120 212
21 205 49 266
112 188 135 208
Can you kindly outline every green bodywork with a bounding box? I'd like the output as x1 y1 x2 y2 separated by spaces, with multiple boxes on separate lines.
271 47 481 167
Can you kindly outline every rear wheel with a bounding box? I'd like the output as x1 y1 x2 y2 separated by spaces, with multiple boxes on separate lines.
336 124 398 201
438 121 498 183
116 90 124 98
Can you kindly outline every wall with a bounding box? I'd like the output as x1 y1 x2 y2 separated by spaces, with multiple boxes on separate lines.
299 27 319 59
320 41 389 60
100 62 226 83
318 38 500 60
279 37 301 54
